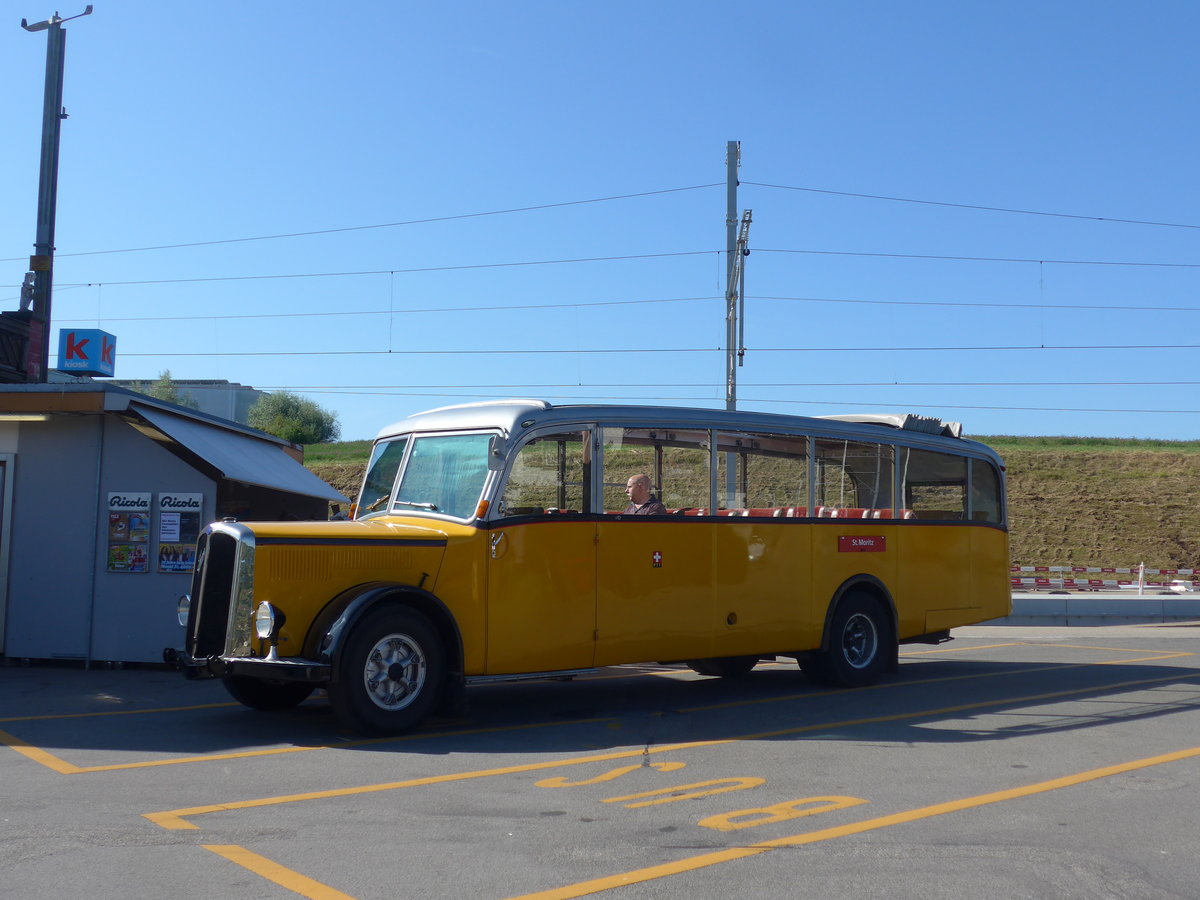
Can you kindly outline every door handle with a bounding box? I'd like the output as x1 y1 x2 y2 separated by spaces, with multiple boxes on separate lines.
490 531 506 559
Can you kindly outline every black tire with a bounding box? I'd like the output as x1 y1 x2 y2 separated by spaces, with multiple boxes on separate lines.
686 655 759 678
329 606 445 735
802 591 891 688
222 675 315 711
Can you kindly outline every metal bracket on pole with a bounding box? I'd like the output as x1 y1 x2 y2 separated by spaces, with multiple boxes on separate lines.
21 5 93 32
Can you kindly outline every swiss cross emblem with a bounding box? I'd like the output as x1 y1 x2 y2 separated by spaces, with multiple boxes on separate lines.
651 550 663 568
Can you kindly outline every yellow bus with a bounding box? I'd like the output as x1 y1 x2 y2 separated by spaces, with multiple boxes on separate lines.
170 400 1010 734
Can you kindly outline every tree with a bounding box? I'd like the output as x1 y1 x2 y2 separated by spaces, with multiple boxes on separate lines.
248 391 340 444
131 370 199 410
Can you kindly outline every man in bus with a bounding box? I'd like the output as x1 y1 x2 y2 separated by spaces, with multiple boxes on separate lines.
624 474 667 515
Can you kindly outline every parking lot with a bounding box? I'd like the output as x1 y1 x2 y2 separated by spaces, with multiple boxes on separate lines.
3 623 1200 899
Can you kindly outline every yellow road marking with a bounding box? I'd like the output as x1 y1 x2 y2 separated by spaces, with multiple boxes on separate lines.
601 777 764 809
143 670 1200 831
900 641 1026 655
0 701 239 724
203 845 356 900
0 730 83 774
509 744 1200 900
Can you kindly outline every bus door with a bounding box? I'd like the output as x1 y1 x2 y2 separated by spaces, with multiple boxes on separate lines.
594 427 714 666
486 429 597 673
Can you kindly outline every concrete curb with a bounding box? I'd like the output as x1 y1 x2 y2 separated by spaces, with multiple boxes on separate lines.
988 591 1200 626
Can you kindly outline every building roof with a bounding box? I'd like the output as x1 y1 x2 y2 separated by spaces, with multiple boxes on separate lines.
0 383 346 502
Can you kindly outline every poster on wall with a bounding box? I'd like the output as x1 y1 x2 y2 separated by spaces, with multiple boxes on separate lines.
107 492 151 573
158 493 202 573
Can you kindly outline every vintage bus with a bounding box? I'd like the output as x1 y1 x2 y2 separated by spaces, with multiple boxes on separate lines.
170 400 1010 734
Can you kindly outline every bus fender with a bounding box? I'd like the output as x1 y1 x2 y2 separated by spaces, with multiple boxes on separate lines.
305 581 466 697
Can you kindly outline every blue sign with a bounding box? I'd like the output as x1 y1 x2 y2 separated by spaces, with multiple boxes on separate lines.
57 329 117 377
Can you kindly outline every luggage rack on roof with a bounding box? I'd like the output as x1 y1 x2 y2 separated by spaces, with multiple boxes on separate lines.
817 413 963 439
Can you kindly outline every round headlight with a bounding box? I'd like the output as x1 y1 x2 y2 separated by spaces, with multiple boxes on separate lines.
176 594 191 627
254 601 277 640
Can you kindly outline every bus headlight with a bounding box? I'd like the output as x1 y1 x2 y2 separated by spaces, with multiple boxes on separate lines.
255 601 283 640
176 594 191 627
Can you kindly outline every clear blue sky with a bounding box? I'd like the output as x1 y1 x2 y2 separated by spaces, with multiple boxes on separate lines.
4 1 1200 441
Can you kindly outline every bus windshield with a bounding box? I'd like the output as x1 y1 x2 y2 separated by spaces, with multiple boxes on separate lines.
392 432 493 520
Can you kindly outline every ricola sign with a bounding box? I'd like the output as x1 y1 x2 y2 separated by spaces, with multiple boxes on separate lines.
56 328 116 377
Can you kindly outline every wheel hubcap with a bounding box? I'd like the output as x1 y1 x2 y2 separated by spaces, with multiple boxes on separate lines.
841 613 878 669
363 632 427 710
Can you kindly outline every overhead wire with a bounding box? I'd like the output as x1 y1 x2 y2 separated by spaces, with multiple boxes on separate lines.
0 183 723 263
742 181 1200 230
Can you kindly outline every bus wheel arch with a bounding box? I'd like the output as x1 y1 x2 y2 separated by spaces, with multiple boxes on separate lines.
318 585 465 733
803 577 897 687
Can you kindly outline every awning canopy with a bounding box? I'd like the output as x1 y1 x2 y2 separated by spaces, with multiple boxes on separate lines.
132 404 346 502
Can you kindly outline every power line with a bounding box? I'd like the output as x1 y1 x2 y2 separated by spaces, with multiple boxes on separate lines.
202 384 1200 416
753 295 1200 314
56 295 721 324
757 247 1200 269
0 184 722 263
247 380 1200 390
744 181 1200 231
103 343 1200 360
53 250 717 288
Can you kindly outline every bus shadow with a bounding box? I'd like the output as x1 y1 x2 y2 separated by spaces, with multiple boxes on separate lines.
3 656 1199 762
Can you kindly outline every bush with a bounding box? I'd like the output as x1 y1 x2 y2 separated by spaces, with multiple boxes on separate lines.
248 391 340 444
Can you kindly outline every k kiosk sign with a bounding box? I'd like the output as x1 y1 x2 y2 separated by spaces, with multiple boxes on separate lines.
57 328 116 377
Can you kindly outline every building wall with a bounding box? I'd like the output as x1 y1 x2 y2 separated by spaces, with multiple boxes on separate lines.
3 415 215 663
89 417 215 663
5 416 104 661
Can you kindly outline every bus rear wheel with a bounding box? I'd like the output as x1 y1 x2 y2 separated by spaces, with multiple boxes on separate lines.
802 592 891 688
330 606 445 735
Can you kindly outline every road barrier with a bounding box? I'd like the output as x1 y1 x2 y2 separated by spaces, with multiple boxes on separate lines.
1010 564 1198 593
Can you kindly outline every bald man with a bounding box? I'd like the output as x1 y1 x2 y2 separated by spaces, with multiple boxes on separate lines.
623 474 667 515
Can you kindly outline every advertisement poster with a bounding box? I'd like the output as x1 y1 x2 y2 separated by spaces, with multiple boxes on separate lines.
158 493 202 573
107 492 151 573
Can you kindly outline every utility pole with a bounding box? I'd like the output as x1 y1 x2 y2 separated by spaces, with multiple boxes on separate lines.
20 5 93 383
724 141 740 411
722 142 752 505
724 142 752 411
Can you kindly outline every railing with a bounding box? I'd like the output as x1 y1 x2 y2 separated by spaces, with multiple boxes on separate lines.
1011 564 1199 592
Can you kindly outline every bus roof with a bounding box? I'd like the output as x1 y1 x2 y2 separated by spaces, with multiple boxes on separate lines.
375 400 999 461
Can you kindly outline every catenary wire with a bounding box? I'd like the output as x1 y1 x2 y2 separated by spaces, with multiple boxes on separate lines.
743 181 1200 230
0 184 723 263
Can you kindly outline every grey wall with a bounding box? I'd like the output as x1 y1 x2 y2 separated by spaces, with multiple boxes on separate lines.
5 416 102 661
3 416 215 664
89 417 215 663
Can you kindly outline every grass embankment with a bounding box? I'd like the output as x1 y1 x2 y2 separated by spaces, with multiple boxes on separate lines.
305 436 1200 570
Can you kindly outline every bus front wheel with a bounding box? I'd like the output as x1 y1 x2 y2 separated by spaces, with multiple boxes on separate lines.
802 592 891 688
330 606 445 735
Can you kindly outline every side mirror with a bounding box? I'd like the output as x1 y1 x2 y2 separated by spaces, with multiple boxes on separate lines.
487 436 507 471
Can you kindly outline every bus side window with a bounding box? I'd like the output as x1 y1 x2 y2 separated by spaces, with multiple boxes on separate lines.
969 459 1003 523
814 438 894 515
601 427 710 513
900 448 967 520
497 430 590 517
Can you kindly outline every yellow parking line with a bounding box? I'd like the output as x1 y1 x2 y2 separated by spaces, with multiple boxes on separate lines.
509 744 1200 899
203 845 357 900
0 701 238 724
143 670 1200 831
901 642 1026 656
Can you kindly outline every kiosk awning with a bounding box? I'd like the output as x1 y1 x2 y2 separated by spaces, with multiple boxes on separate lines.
132 404 346 502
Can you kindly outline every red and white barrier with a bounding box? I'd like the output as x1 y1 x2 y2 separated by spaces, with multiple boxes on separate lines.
1010 564 1199 592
